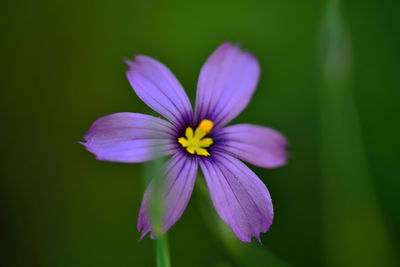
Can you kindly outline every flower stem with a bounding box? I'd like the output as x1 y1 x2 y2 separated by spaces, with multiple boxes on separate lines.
155 233 171 267
144 153 171 267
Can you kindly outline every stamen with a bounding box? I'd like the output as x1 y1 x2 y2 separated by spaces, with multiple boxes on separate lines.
198 119 213 133
178 119 214 156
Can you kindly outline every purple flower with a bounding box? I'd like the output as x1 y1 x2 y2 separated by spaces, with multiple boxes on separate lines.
81 42 288 243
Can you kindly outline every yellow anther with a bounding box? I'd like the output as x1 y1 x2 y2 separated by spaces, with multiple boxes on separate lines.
198 119 213 134
178 119 214 156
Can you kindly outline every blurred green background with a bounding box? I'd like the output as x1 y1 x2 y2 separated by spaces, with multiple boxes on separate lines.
1 0 399 266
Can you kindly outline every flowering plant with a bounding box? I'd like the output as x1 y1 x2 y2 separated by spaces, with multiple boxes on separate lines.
81 42 288 242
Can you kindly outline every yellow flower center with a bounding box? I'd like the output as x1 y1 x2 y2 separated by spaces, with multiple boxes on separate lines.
178 119 214 156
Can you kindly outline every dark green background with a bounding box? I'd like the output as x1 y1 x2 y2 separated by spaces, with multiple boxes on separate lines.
1 0 399 266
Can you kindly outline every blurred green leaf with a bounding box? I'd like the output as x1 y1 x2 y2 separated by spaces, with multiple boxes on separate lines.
318 0 396 266
196 177 291 267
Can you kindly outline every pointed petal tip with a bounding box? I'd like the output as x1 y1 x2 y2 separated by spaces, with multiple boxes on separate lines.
219 41 256 56
256 234 263 245
237 231 267 244
236 232 266 244
220 40 233 48
133 54 148 61
123 57 134 67
225 42 259 70
220 40 244 48
76 140 86 146
150 232 156 240
124 55 151 68
217 41 241 53
138 230 149 242
130 55 157 67
137 222 151 242
137 228 156 242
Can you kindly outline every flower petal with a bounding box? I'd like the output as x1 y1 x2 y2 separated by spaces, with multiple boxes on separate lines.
199 152 273 243
195 42 260 128
213 124 288 168
138 151 198 239
81 112 178 163
126 55 193 129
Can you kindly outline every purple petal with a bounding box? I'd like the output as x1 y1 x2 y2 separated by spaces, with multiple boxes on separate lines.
125 55 193 129
138 151 198 239
213 124 288 168
195 42 260 129
199 152 273 243
81 112 178 163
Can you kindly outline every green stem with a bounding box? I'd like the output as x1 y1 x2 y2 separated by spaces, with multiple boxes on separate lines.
144 155 171 267
155 234 171 267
